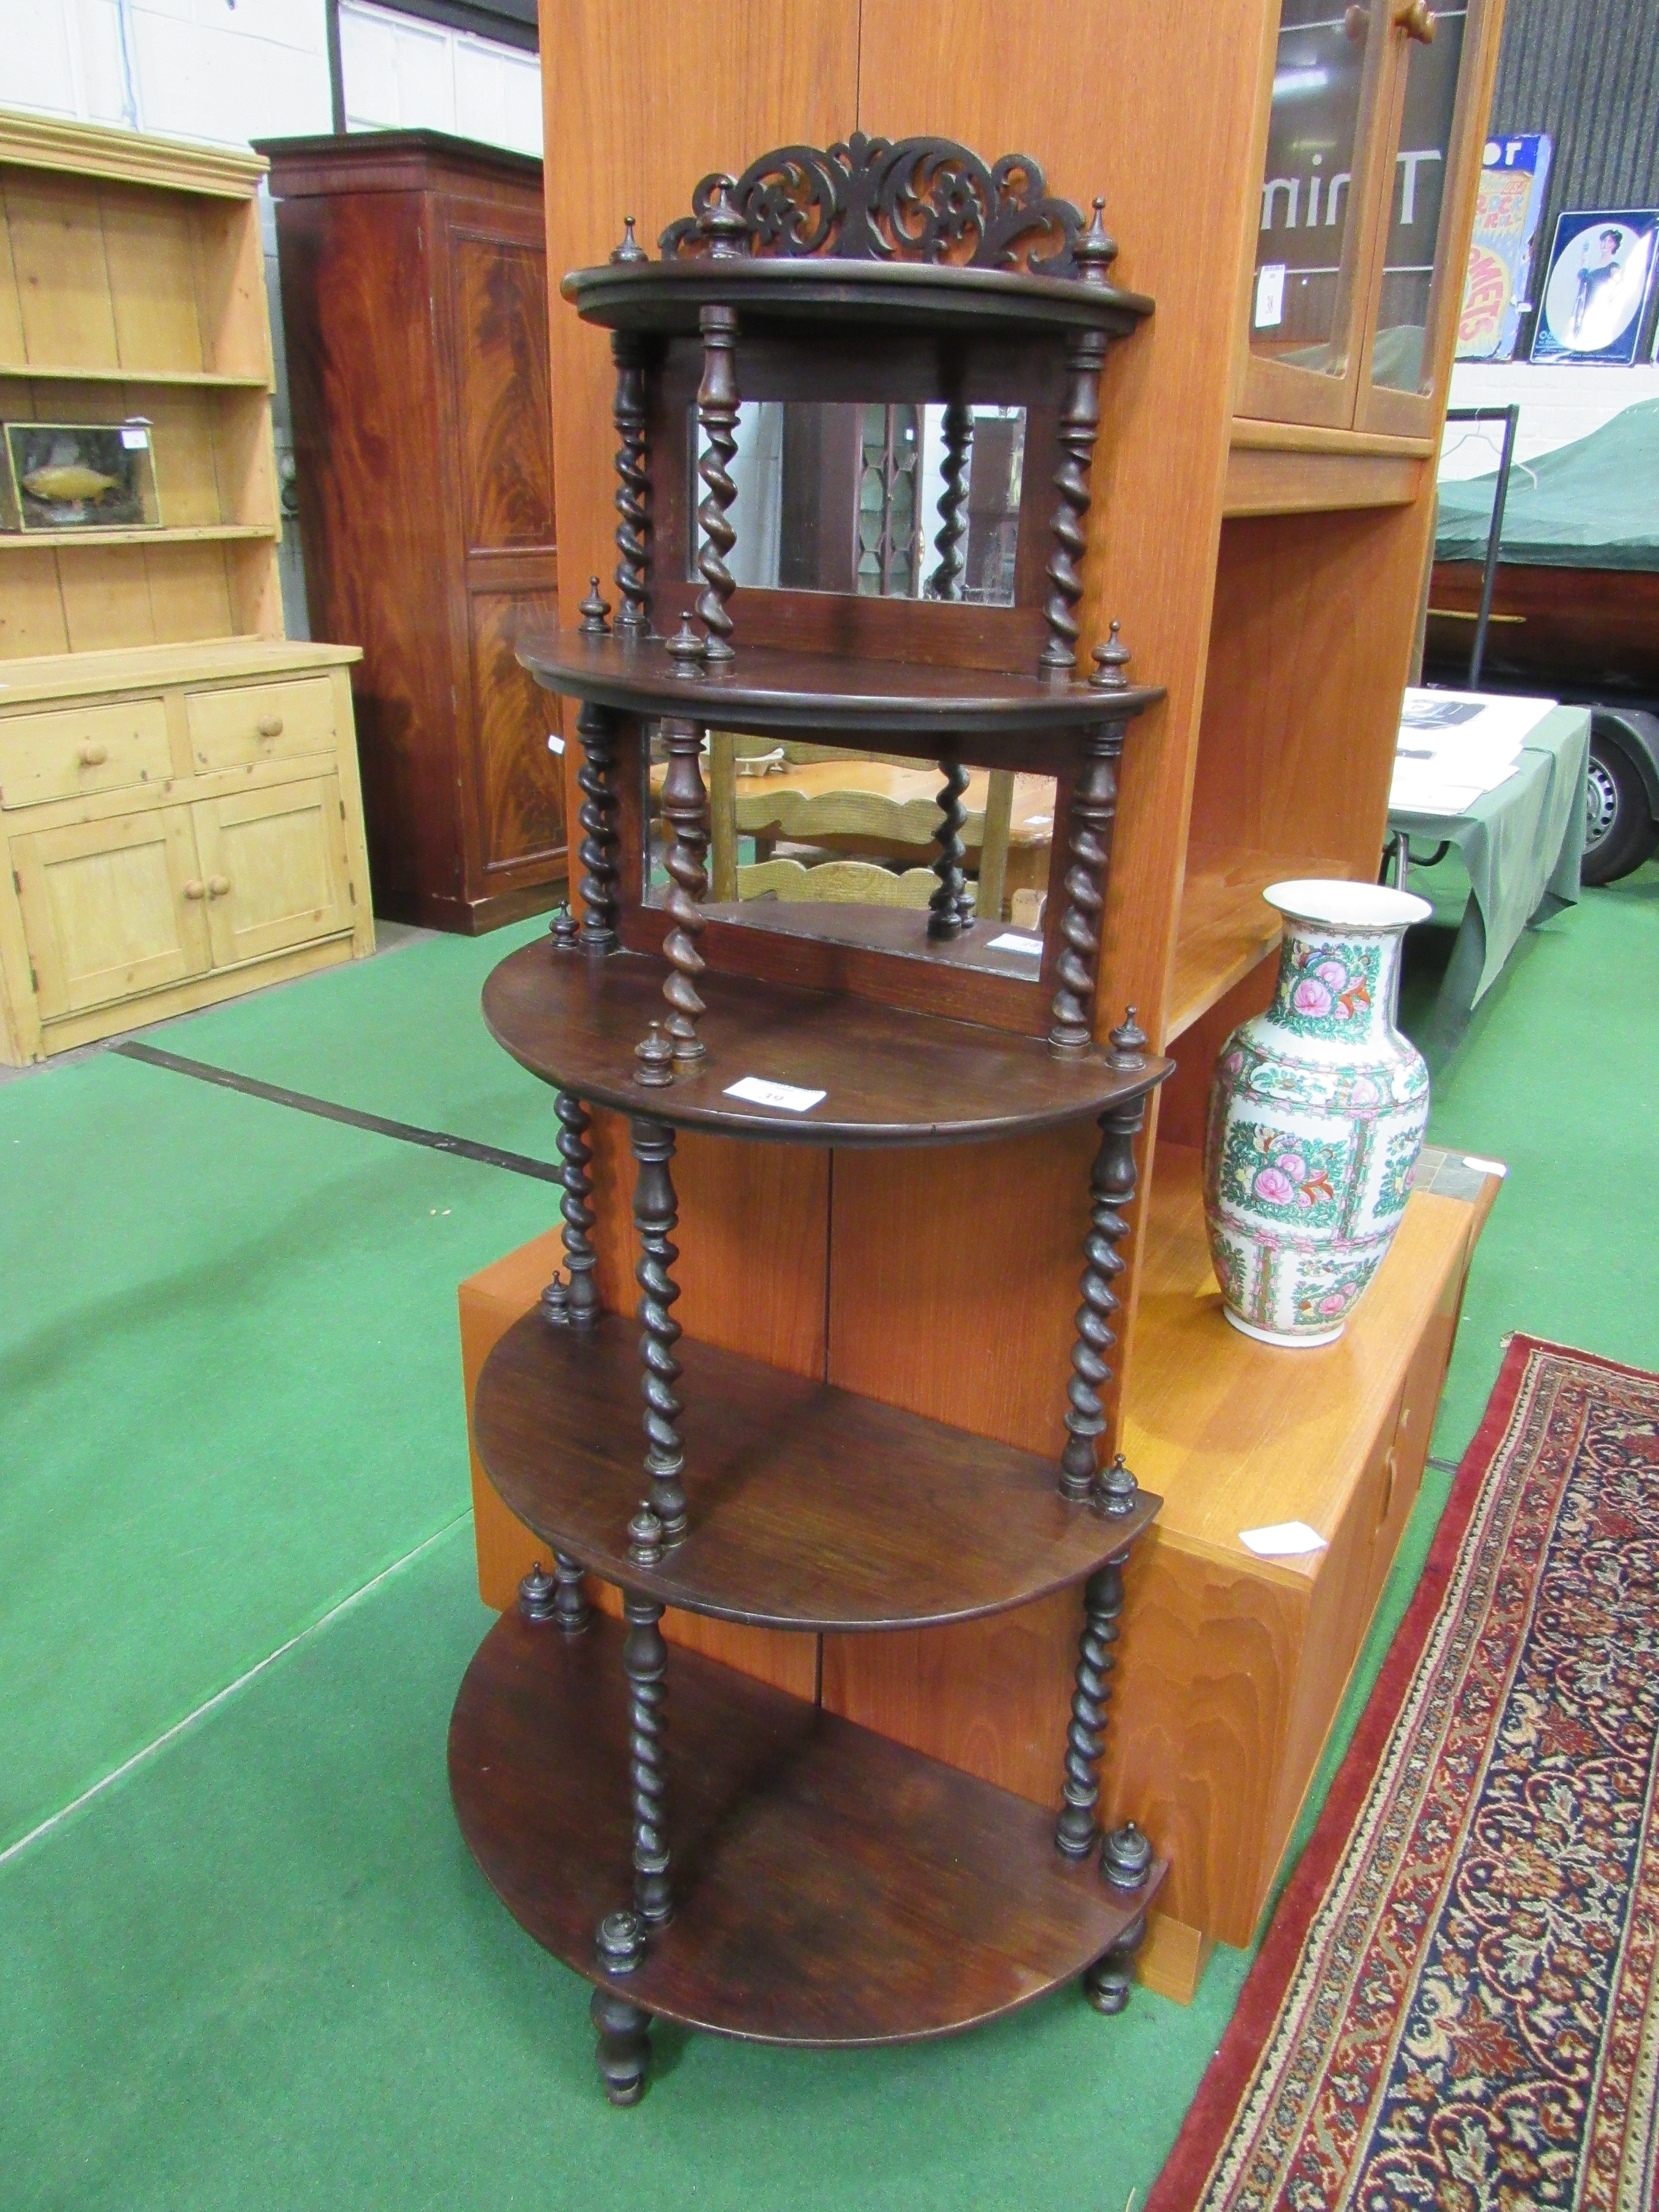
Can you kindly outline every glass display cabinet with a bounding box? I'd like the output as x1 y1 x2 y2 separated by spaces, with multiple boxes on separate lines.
446 133 1178 2102
1241 0 1495 435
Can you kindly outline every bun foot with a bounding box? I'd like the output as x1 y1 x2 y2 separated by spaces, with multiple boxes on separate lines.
1082 1908 1147 2015
591 1985 653 2105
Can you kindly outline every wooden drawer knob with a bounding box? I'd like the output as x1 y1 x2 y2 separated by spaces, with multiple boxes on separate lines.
207 874 231 899
256 714 284 738
183 878 206 900
1394 0 1435 40
77 740 109 767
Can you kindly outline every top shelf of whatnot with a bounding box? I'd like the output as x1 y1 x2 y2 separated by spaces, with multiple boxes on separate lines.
564 252 1151 339
518 629 1163 740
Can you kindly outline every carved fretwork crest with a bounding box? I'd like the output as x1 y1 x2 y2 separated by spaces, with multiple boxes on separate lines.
659 132 1115 281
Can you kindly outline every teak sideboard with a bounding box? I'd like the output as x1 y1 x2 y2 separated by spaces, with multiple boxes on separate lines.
458 0 1507 2019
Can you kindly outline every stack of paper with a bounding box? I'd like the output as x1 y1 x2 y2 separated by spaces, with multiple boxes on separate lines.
1389 688 1557 817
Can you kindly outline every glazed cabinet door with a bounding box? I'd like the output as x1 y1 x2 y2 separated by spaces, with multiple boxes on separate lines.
13 805 211 1018
1355 0 1497 435
190 776 354 968
1238 0 1401 429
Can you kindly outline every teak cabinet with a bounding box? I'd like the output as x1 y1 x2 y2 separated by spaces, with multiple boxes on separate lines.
263 131 567 934
454 0 1507 2021
0 112 374 1063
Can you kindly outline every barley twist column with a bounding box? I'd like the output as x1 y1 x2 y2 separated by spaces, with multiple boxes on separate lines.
630 1116 686 1542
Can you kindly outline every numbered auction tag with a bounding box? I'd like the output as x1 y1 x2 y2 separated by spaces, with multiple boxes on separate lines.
723 1075 826 1113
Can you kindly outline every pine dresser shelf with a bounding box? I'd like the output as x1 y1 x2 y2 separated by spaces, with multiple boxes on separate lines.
483 942 1169 1146
475 1310 1161 1631
450 1609 1167 2047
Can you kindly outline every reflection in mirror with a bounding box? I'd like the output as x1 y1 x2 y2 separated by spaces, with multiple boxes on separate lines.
1371 4 1467 391
643 729 1056 973
1250 0 1371 373
690 403 1025 604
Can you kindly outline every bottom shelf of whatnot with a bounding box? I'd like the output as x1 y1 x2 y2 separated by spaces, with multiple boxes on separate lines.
450 1608 1165 2068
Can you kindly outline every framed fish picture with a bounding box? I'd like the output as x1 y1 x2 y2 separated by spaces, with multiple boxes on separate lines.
0 420 163 532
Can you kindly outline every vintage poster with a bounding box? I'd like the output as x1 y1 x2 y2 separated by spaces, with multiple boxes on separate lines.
1532 207 1659 365
1457 134 1551 361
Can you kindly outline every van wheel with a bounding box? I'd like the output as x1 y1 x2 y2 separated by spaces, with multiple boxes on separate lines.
1583 734 1658 885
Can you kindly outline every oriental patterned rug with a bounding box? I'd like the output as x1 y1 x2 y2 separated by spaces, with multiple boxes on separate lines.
1147 1335 1659 2212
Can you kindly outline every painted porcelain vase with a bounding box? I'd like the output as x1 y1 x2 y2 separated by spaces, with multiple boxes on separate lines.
1203 879 1432 1348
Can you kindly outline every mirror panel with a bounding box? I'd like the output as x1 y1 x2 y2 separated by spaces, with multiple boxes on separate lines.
690 402 1026 605
642 730 1057 974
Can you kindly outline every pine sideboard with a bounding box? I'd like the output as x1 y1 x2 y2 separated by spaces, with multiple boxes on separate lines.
0 637 374 1063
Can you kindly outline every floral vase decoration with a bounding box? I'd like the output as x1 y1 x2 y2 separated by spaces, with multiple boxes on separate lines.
1203 879 1432 1348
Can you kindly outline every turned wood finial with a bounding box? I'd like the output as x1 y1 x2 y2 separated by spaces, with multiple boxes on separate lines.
666 613 708 678
595 1908 646 1973
627 1500 665 1566
549 900 580 953
1101 1817 1153 1891
1107 1006 1149 1070
1075 197 1119 287
578 575 612 634
517 1559 557 1622
1098 1453 1140 1518
610 213 647 266
1090 619 1131 690
698 175 748 259
634 1022 674 1088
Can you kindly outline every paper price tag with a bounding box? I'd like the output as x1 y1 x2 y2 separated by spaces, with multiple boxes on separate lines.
1239 1521 1327 1559
546 731 565 755
1254 264 1286 329
986 930 1043 956
724 1075 826 1113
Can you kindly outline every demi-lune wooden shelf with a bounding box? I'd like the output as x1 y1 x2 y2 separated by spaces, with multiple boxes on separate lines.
483 941 1170 1144
564 252 1153 338
0 522 276 552
450 1609 1166 2045
475 1310 1160 1631
516 628 1163 741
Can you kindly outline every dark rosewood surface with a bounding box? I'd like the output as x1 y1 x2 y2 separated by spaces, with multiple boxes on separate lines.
516 630 1163 738
474 1310 1161 1630
562 254 1151 336
263 130 565 933
482 942 1170 1143
449 1610 1166 2044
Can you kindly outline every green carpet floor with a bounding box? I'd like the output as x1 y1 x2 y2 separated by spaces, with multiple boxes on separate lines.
3 868 1654 2210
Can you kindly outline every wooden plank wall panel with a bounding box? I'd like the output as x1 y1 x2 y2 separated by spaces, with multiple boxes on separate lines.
4 172 119 366
100 182 204 373
0 195 28 358
825 0 1278 1804
0 549 68 658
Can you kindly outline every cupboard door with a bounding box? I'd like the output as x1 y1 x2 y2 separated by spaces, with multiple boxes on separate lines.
1356 0 1495 435
14 805 210 1018
191 776 353 968
1238 0 1400 429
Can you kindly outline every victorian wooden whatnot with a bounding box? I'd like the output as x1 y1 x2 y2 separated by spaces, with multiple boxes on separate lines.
449 135 1172 2103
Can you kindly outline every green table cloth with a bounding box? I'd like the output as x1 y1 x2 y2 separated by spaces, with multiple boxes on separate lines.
1389 703 1590 1056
